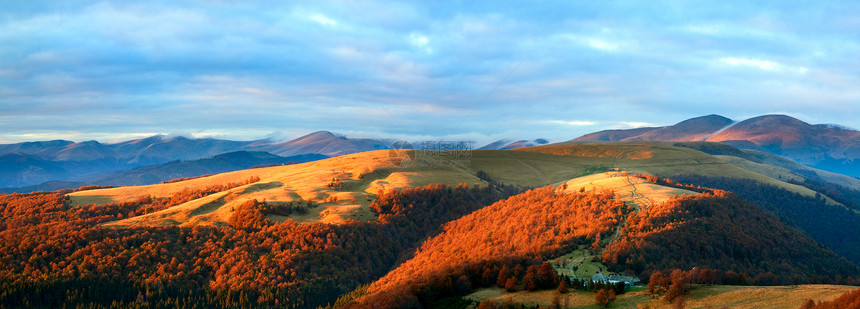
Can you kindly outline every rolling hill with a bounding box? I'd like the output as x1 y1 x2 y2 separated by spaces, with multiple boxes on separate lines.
67 142 860 269
574 114 860 176
348 176 859 307
69 142 829 227
5 141 860 308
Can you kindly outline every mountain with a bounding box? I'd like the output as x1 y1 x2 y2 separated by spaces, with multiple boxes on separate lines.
0 132 390 187
574 114 860 176
0 153 70 187
477 139 511 150
108 135 256 166
479 138 550 150
707 115 860 169
573 114 733 142
1 152 327 193
90 151 327 187
0 140 75 155
251 131 389 157
634 114 734 141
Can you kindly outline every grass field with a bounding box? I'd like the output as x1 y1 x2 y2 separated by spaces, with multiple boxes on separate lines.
467 284 858 308
67 142 834 227
550 248 609 278
560 172 695 209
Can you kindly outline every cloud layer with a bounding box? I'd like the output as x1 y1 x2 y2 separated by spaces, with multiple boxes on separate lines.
1 1 859 144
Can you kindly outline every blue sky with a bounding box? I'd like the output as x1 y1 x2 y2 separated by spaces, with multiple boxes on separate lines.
1 1 859 145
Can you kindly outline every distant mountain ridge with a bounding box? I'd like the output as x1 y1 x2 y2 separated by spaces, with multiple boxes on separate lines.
574 114 860 176
478 138 549 150
0 151 327 193
251 131 389 157
0 131 552 188
0 131 386 187
5 114 860 188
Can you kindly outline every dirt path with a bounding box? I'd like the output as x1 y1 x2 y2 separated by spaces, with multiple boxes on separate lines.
603 173 650 248
625 175 652 210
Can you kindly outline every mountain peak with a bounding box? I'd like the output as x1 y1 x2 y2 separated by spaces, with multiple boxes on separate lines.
305 131 340 138
624 114 735 142
674 114 733 127
254 131 387 157
479 139 549 150
572 113 860 175
288 131 342 145
735 114 810 127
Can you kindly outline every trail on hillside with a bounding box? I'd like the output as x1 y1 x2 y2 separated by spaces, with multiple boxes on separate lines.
625 175 652 210
603 174 652 253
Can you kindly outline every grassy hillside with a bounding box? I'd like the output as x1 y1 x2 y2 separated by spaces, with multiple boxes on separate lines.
347 176 858 307
69 142 829 227
672 141 860 191
560 172 695 209
467 284 857 309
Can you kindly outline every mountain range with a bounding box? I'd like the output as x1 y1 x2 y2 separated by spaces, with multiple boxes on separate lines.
3 113 860 190
5 124 860 307
0 131 381 188
573 114 860 176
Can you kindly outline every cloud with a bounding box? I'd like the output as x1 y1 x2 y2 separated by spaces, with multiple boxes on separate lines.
548 120 598 126
409 33 432 53
309 13 338 27
1 1 859 144
615 122 658 129
720 57 780 70
719 57 808 73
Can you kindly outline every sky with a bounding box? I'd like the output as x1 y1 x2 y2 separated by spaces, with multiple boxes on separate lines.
2 1 860 145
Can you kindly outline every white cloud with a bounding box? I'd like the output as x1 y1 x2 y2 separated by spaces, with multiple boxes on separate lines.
309 13 338 27
1 132 168 143
558 33 626 52
720 57 779 70
409 32 432 53
3 1 860 144
686 24 721 34
586 39 619 52
719 57 808 73
615 122 656 129
548 120 597 126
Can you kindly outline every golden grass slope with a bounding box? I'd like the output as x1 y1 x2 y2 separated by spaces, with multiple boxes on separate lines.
516 142 820 197
69 142 830 227
561 172 695 209
467 284 856 309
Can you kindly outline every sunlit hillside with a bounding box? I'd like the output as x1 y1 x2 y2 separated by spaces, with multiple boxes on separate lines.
68 142 840 227
467 284 857 309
